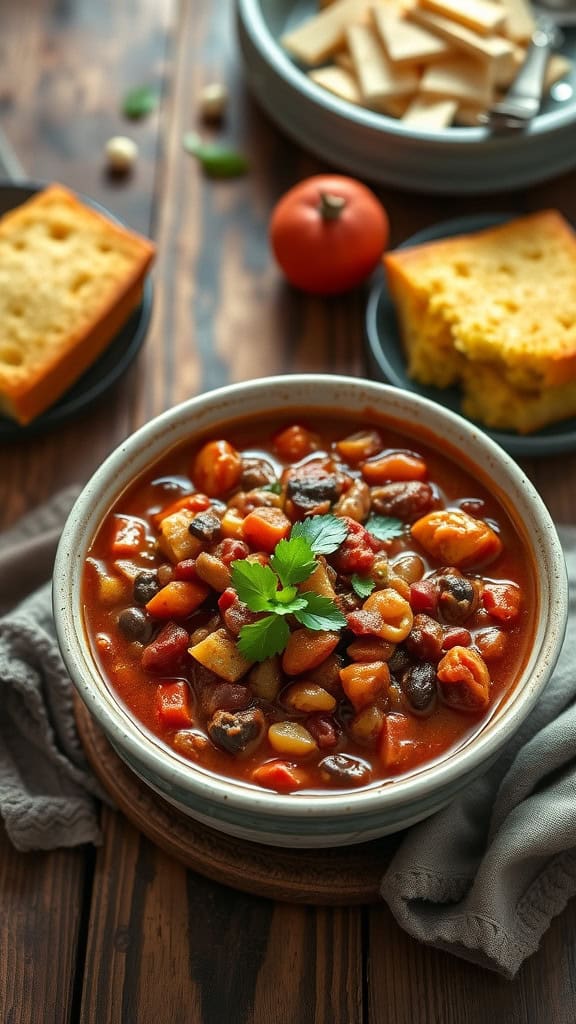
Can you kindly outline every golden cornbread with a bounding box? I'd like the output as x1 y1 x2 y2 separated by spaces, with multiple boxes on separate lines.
0 184 155 424
384 211 576 433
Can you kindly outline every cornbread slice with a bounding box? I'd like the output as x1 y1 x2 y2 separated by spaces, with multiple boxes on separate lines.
384 211 576 433
0 184 155 424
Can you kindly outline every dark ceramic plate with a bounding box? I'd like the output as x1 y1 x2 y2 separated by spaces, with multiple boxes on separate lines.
365 213 576 458
0 182 153 441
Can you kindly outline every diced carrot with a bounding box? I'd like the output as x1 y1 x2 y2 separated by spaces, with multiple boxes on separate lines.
339 660 390 711
251 760 304 792
145 580 209 619
110 515 146 556
189 628 253 682
156 681 193 729
282 628 340 676
481 582 522 623
335 430 383 463
152 493 211 527
273 424 318 462
242 507 292 554
192 440 242 497
361 452 427 485
380 713 422 771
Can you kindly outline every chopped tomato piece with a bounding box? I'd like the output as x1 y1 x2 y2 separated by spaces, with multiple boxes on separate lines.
145 580 209 619
156 680 193 729
173 558 199 581
409 579 438 614
361 452 427 485
110 516 146 556
152 493 211 527
331 517 379 575
218 587 238 614
214 538 250 565
242 506 291 553
482 582 522 623
251 760 304 792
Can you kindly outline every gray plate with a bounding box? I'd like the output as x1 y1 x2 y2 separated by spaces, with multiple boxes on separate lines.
365 213 576 458
237 0 576 193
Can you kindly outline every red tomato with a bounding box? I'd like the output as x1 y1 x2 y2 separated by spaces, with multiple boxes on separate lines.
269 175 389 295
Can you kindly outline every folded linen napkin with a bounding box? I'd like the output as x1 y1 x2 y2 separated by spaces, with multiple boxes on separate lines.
381 525 576 978
0 488 105 851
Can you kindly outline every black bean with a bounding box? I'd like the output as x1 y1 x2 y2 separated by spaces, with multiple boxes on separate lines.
188 510 221 542
401 662 437 714
287 474 340 510
133 570 160 605
118 606 154 643
318 753 372 787
207 707 266 755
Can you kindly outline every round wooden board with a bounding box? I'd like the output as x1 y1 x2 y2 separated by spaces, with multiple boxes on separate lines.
74 696 402 905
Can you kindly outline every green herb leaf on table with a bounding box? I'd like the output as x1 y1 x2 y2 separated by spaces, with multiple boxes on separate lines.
351 574 376 599
295 592 347 632
365 515 404 542
291 515 348 554
237 615 290 661
231 559 278 612
122 85 160 119
270 536 316 587
182 133 249 178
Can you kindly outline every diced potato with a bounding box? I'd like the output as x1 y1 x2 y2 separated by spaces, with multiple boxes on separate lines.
97 574 128 606
268 722 318 757
220 508 245 540
282 682 337 713
194 551 232 591
188 628 253 683
158 510 203 564
301 560 337 601
349 703 386 745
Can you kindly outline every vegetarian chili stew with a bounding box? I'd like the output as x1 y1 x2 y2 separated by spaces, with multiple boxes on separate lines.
83 413 535 795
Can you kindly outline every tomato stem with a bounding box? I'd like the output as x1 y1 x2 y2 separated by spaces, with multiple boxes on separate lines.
319 192 346 220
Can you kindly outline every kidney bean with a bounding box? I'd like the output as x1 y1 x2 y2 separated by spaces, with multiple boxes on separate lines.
405 613 444 661
318 753 372 787
141 621 190 673
305 713 340 750
441 627 472 651
370 481 435 522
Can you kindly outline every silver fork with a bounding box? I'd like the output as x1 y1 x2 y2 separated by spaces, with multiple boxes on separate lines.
480 1 575 131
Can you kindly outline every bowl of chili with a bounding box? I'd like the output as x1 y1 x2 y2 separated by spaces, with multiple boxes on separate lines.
54 375 568 847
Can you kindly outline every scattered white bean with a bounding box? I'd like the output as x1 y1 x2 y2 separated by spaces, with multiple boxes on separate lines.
105 135 138 173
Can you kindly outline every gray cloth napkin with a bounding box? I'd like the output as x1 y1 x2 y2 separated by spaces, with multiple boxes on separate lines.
381 525 576 978
0 488 105 851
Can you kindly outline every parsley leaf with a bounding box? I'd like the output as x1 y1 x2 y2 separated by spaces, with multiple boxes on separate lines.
122 85 160 119
262 481 282 494
291 515 348 554
270 536 316 587
237 616 290 661
231 559 278 612
295 593 347 631
365 515 404 542
351 574 376 599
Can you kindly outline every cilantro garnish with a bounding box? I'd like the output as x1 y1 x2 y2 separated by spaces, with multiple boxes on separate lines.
291 514 348 554
231 514 349 662
351 574 376 599
365 515 404 542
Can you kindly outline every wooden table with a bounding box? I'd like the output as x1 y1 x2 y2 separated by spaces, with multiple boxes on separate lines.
1 2 575 1021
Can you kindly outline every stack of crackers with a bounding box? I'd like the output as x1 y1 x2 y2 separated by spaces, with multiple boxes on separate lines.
282 0 572 129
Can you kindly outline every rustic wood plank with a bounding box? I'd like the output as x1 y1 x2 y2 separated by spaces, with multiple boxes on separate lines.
368 902 576 1024
0 823 89 1024
81 808 363 1024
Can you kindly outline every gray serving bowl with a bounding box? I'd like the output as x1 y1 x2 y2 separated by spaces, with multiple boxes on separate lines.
237 0 576 193
54 375 568 848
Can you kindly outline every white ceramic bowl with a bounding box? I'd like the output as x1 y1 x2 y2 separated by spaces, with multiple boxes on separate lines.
54 375 568 847
237 0 576 193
